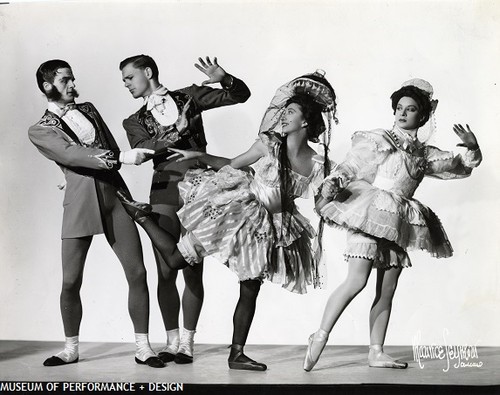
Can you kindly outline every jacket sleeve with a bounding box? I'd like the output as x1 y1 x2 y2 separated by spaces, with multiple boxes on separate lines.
28 124 121 170
425 145 482 180
123 115 175 151
180 75 251 112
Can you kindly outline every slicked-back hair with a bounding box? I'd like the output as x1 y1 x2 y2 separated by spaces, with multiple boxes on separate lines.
119 55 159 80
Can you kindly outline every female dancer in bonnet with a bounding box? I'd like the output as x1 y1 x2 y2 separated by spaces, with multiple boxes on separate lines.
118 71 338 370
304 78 482 371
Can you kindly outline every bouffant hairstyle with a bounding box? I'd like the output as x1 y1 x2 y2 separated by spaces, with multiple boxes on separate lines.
390 85 433 127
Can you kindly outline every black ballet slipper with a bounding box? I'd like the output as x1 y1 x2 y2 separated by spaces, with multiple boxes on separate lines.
228 345 267 372
174 352 193 364
135 356 165 368
43 356 79 367
158 351 176 363
116 190 153 223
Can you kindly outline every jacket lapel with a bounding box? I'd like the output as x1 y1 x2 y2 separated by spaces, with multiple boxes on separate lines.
43 110 83 146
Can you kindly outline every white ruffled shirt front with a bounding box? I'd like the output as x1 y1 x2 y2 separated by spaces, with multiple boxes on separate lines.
144 85 179 127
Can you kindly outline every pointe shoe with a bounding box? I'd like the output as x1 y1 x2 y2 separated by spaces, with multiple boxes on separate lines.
43 356 79 367
368 345 408 369
228 345 267 371
135 356 165 368
303 329 329 372
116 190 153 223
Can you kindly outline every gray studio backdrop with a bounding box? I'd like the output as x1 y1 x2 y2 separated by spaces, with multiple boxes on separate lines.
0 0 498 348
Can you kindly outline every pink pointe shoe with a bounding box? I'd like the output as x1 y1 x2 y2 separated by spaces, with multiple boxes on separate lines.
303 329 329 372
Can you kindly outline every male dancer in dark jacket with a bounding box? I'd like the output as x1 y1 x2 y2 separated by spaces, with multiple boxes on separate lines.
120 55 250 363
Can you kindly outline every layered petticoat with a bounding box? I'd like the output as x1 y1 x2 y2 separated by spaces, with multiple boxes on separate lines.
177 166 317 294
318 127 482 269
319 179 453 269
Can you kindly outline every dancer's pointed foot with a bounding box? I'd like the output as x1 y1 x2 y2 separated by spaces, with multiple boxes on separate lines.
303 329 329 372
116 190 153 224
228 345 267 371
368 345 408 369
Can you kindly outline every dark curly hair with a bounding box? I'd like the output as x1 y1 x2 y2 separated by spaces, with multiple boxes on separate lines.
284 94 326 143
390 85 433 127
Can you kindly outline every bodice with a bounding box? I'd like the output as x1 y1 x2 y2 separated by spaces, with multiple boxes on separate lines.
372 148 426 198
250 144 324 214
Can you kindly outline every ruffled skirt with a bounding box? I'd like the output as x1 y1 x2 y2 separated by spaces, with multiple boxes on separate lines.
319 180 453 268
177 166 317 294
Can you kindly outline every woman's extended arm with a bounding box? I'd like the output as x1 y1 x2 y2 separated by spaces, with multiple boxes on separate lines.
169 139 267 171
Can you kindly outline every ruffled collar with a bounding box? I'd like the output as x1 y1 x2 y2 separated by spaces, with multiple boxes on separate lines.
389 125 422 153
144 85 169 110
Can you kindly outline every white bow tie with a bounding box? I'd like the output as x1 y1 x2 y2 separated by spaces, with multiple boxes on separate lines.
60 103 77 117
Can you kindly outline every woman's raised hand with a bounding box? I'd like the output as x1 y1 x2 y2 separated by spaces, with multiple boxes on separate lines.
454 124 479 150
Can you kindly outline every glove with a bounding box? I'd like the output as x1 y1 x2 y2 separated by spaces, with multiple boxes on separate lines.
119 148 155 165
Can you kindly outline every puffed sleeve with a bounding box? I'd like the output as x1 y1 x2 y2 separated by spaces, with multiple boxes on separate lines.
258 131 281 155
425 145 482 179
328 129 395 186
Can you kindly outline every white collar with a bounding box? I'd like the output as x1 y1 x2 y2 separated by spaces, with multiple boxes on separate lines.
48 101 69 117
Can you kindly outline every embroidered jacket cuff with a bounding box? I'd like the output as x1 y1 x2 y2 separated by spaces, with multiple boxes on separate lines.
221 74 234 90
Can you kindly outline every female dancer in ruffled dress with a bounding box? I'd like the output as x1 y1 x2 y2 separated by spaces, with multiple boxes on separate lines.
303 78 482 371
118 71 338 371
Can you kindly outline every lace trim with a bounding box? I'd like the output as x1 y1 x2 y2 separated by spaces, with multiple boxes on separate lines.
353 130 394 153
425 145 455 163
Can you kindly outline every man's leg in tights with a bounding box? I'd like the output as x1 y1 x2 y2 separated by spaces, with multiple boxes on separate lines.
101 193 166 366
154 205 204 331
60 237 92 337
150 203 204 364
42 236 92 365
102 199 149 333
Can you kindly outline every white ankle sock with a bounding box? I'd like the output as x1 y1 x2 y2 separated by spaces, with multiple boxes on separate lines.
177 328 196 357
55 335 79 363
135 333 156 362
160 328 179 355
